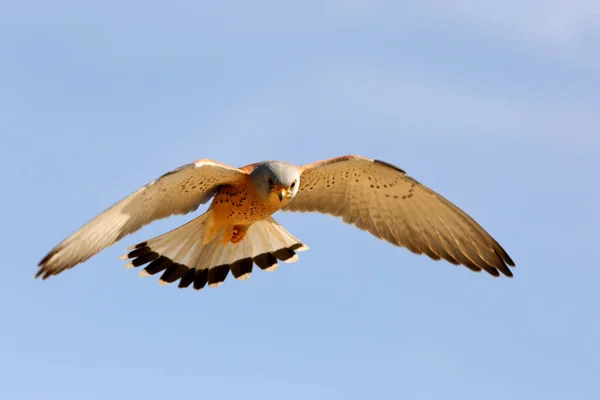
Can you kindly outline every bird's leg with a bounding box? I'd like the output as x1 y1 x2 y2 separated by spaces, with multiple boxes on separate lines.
223 225 249 245
231 225 248 243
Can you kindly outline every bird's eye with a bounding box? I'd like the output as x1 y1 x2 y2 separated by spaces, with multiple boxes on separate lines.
290 180 296 189
268 178 274 188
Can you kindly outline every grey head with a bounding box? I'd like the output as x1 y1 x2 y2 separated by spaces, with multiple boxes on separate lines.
250 160 301 203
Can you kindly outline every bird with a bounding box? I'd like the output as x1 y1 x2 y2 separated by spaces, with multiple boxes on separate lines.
37 155 515 290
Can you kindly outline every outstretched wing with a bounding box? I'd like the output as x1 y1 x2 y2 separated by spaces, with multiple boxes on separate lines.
283 155 515 277
37 159 247 279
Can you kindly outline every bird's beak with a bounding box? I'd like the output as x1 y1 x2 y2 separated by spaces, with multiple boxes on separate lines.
277 188 288 202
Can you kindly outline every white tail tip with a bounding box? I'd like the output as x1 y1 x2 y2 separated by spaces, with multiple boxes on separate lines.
139 269 151 277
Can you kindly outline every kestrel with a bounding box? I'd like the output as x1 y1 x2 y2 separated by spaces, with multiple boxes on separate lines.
37 155 515 289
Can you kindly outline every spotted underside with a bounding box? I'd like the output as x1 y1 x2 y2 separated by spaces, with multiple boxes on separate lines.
210 183 283 226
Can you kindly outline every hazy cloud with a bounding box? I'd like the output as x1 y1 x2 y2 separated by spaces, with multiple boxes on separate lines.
417 1 600 47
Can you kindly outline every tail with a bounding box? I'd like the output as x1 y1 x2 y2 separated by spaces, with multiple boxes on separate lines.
120 210 309 290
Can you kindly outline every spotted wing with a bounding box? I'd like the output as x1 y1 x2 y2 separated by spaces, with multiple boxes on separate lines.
283 155 515 277
37 159 247 279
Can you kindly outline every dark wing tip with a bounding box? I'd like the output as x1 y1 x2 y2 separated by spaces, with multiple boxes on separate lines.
38 253 53 268
373 159 407 174
34 269 48 279
494 251 515 277
36 246 64 279
498 249 516 267
501 267 514 278
480 249 515 278
483 265 501 277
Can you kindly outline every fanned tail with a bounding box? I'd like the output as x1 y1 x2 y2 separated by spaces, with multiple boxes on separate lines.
120 211 308 290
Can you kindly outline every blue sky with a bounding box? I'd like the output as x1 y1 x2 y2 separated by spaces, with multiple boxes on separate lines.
1 1 599 399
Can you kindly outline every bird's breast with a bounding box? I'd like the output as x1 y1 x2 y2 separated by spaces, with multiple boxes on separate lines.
210 182 282 225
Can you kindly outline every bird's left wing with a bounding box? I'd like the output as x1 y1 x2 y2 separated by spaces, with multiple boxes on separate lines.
37 159 247 279
282 155 515 277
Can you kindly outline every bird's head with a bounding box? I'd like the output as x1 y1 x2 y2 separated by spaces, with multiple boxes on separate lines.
251 161 300 204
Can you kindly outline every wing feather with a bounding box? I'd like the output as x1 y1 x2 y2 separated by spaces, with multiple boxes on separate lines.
37 159 247 278
283 155 515 277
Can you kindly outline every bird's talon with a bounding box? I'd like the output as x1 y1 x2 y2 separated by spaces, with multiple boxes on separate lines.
225 225 247 244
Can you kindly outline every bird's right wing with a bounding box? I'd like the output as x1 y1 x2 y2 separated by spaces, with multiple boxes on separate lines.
37 159 247 279
283 155 515 277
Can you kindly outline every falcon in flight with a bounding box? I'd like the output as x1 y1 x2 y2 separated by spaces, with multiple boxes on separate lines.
37 155 515 289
